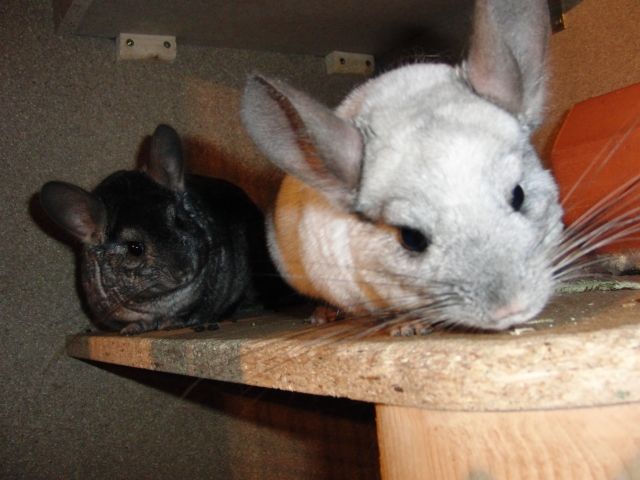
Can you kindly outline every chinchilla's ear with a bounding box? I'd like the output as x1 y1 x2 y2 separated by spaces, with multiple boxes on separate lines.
146 124 185 192
40 181 106 245
241 74 363 206
465 0 550 129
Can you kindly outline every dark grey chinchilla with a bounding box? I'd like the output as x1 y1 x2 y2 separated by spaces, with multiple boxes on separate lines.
40 124 289 334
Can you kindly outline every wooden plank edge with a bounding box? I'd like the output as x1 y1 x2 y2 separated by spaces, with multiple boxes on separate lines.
65 316 640 411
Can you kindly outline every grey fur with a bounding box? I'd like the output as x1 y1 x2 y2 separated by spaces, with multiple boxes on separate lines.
40 124 276 334
241 0 563 331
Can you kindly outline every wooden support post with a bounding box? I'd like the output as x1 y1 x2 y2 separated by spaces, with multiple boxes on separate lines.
376 403 640 480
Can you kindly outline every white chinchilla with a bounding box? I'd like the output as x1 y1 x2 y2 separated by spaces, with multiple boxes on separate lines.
241 0 563 331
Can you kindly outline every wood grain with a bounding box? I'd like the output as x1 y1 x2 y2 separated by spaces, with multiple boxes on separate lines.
376 403 640 480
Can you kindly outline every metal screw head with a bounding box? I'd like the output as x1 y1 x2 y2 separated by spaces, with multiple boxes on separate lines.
126 38 134 47
163 41 171 49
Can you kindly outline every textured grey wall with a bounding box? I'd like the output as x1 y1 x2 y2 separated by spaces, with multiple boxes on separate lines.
0 2 378 479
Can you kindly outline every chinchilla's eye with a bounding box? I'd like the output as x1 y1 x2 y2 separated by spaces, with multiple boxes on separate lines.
399 227 430 253
511 184 525 212
126 241 145 257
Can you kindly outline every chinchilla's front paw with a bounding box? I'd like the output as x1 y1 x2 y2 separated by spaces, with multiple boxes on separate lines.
390 322 435 337
308 305 345 325
119 320 155 335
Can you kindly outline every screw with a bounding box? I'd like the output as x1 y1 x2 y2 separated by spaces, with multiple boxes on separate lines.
339 57 345 65
164 41 171 49
126 38 134 47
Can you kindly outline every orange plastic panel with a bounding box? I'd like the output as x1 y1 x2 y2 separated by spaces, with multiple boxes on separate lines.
550 83 640 252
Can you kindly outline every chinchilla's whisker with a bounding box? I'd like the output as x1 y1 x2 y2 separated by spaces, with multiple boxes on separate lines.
562 193 640 250
555 245 639 277
243 304 457 378
574 224 640 255
554 268 602 283
232 324 375 379
433 317 465 333
554 271 611 284
553 257 610 280
352 304 452 339
565 194 640 245
275 328 356 360
554 221 640 272
349 289 459 314
214 294 461 379
93 280 163 327
563 161 640 222
172 324 324 381
212 287 458 373
345 287 462 318
554 211 640 266
352 297 460 338
561 115 640 206
365 311 450 337
560 176 640 249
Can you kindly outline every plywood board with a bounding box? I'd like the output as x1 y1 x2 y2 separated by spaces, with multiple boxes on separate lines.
67 287 640 411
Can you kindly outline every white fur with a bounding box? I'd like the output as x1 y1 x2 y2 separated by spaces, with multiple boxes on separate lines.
243 0 562 330
265 65 563 328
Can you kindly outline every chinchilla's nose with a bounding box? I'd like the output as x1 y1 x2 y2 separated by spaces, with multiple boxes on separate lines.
486 290 542 330
490 301 526 323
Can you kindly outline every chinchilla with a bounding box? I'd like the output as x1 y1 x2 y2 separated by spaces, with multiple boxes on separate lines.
40 124 287 334
241 0 565 332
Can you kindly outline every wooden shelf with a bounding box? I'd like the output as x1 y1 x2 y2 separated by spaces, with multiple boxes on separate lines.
67 286 640 411
53 0 472 56
52 0 577 58
66 281 640 478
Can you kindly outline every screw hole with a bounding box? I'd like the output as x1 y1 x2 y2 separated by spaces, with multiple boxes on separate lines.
126 38 134 47
339 57 346 65
365 60 371 67
164 41 171 48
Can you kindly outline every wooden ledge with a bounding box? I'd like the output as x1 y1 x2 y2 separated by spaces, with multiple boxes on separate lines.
66 287 640 411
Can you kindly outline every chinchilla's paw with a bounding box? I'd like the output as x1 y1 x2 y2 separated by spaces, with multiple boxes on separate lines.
308 305 345 325
119 321 155 335
390 322 435 337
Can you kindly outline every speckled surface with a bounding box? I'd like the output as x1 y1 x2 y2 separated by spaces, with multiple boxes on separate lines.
67 287 640 412
0 2 378 479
